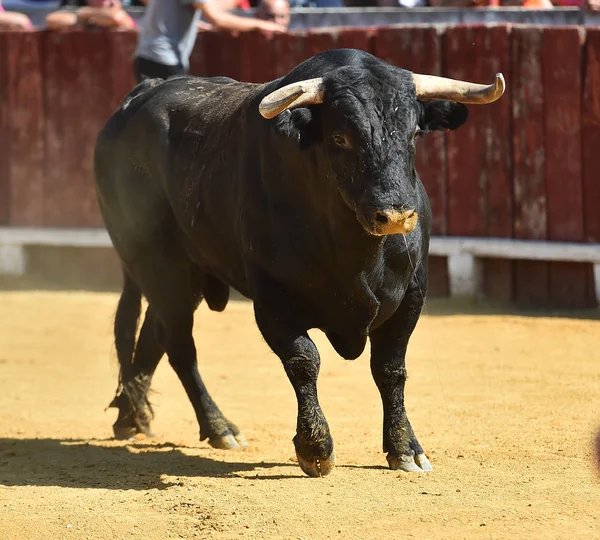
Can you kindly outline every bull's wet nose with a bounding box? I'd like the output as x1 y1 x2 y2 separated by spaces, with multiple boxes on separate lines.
372 209 418 235
374 211 391 225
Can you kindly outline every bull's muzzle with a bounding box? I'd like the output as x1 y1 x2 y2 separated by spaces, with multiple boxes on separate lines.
371 209 419 236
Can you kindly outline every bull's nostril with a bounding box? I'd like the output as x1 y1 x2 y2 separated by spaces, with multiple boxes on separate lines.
375 212 389 225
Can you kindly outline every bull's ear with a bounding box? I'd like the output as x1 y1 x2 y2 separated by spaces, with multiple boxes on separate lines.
273 108 321 150
419 101 468 133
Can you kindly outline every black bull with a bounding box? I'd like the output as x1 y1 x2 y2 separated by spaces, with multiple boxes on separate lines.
94 48 504 477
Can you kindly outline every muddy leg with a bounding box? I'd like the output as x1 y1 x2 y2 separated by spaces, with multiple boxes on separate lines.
255 304 334 477
159 308 247 450
111 306 164 439
369 275 432 472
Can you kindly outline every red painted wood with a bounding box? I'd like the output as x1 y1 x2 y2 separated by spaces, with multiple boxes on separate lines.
373 26 449 295
542 27 591 308
203 31 242 80
582 28 600 308
271 32 305 79
110 30 138 110
338 27 374 53
239 30 275 83
5 32 45 226
0 33 10 225
511 26 549 307
303 29 339 61
583 28 600 246
43 30 112 228
444 25 486 238
444 25 513 303
189 31 209 77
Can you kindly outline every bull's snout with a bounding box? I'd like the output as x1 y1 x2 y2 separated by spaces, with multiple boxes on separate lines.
371 209 419 236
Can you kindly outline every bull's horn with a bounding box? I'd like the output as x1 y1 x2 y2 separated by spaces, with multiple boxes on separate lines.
412 73 505 104
259 78 325 119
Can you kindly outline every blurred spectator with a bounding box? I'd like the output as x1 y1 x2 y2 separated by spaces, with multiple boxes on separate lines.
46 0 140 30
257 0 290 28
378 0 427 6
0 0 33 29
427 0 554 5
553 0 600 9
133 0 286 83
285 0 342 6
215 0 252 8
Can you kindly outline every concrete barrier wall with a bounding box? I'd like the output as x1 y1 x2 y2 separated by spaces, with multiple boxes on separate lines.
0 25 598 307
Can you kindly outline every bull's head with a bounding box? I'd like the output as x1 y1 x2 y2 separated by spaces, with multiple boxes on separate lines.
258 52 505 236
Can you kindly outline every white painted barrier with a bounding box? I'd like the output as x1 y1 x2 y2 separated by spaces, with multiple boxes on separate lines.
1 227 599 303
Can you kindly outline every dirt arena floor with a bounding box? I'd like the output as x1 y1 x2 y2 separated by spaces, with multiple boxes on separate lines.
0 291 599 539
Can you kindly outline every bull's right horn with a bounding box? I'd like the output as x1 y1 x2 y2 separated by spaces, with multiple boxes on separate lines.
259 78 325 119
412 73 505 104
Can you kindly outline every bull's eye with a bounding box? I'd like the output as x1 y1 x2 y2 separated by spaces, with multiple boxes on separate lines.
413 127 422 140
332 134 350 148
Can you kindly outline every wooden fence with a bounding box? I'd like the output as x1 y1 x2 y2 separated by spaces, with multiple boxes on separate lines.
0 25 598 307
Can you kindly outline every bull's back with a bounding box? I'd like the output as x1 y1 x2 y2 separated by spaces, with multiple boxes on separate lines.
94 76 264 274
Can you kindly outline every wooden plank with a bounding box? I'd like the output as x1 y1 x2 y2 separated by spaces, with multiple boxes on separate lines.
0 33 10 225
373 26 450 296
444 25 513 303
239 30 275 83
43 30 112 228
583 28 600 245
110 30 138 110
444 25 487 239
271 32 305 79
543 26 591 308
582 28 600 308
5 31 45 227
338 27 374 53
189 30 208 77
202 31 242 80
303 28 339 63
511 26 548 308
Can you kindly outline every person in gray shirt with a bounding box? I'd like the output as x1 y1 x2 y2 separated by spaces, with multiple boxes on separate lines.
134 0 286 82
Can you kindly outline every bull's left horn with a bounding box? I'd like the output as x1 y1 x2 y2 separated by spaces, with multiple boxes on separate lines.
412 73 505 104
259 78 325 119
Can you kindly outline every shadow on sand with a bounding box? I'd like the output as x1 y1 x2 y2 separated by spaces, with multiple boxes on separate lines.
0 438 297 490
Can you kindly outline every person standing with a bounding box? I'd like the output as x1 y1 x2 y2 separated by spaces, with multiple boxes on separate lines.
133 0 286 83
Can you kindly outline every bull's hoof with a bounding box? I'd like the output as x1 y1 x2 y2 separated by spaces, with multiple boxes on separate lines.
296 448 336 477
113 423 138 440
387 452 432 472
113 419 152 441
208 433 248 450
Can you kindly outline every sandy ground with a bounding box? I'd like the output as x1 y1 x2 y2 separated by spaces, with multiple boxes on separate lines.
0 291 599 540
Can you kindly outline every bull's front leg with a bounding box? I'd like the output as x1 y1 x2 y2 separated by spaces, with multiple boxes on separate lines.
369 280 432 472
254 304 335 477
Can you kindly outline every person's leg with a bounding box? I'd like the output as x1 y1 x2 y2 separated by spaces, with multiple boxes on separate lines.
133 56 186 84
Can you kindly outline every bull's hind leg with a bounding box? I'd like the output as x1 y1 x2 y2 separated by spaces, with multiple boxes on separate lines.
128 248 246 450
369 270 432 473
111 305 165 439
